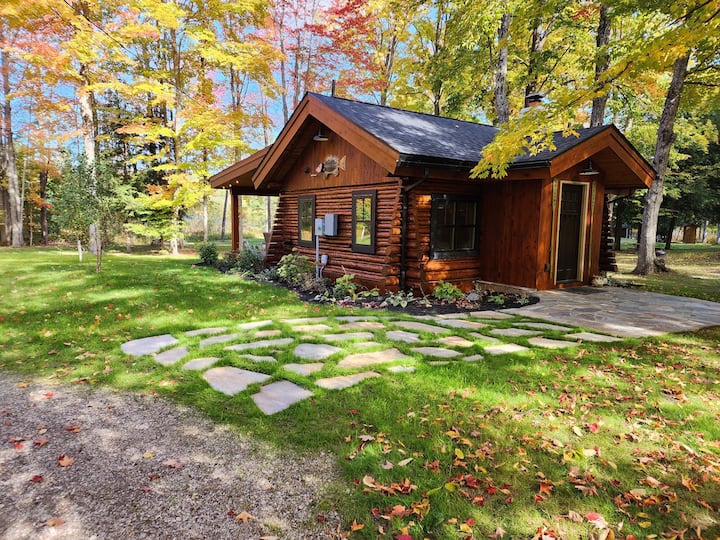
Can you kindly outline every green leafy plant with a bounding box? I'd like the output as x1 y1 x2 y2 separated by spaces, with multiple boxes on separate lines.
381 290 418 308
236 244 265 274
431 280 465 302
316 273 379 303
198 242 218 266
487 292 506 305
276 249 315 287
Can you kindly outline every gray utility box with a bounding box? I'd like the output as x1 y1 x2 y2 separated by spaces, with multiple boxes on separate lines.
323 214 339 236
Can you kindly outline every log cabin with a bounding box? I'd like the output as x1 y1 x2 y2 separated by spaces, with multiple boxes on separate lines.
209 92 654 293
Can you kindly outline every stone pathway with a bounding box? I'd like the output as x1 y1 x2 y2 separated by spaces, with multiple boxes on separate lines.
123 294 708 415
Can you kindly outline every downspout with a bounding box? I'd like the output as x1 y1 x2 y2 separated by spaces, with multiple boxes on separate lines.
400 168 429 290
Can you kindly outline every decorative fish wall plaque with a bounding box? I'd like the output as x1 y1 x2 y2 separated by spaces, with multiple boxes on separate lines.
316 155 346 179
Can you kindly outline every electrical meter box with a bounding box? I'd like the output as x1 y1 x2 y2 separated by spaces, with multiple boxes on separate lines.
324 214 339 236
314 218 325 236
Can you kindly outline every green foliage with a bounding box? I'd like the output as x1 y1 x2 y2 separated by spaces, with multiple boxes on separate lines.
198 242 219 265
380 290 418 308
487 292 506 305
431 280 465 302
276 249 315 288
236 244 265 274
315 273 380 303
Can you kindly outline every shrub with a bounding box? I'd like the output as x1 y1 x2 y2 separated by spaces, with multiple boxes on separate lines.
315 273 379 303
237 244 265 274
432 280 465 302
216 251 238 273
198 242 218 265
276 249 315 287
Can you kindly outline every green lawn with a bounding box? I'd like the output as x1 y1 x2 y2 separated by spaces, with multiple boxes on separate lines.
1 247 719 539
612 243 720 303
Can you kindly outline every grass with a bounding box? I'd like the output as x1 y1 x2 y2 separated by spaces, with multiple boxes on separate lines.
611 242 720 302
1 246 719 539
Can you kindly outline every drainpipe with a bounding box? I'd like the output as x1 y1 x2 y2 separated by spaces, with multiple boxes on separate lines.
400 168 429 290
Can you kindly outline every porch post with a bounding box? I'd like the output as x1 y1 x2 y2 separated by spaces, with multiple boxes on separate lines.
231 189 240 252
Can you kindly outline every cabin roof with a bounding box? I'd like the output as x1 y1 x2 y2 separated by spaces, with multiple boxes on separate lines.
209 92 655 190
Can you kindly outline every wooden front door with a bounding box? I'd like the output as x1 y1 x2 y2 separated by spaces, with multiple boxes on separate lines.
556 183 585 282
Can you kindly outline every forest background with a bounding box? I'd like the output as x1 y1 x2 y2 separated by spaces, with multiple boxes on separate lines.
1 0 719 273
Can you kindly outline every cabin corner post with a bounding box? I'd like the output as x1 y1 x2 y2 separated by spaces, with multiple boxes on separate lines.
230 189 240 252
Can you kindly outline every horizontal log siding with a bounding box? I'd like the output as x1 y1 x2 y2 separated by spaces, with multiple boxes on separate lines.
266 183 402 292
404 178 544 292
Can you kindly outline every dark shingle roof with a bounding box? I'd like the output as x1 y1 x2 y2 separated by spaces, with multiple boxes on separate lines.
311 92 609 169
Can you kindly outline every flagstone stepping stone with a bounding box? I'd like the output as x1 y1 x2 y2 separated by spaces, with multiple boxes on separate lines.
154 346 189 366
199 333 240 348
393 321 451 334
294 343 341 360
490 328 542 337
284 363 324 376
411 346 461 358
251 380 313 415
225 338 294 352
385 330 421 343
238 320 273 330
564 332 620 343
470 311 513 319
322 332 374 342
356 342 381 348
182 357 219 371
282 317 328 324
203 367 270 396
483 343 530 355
469 332 501 343
428 361 451 366
435 312 469 319
335 316 378 322
463 354 484 362
388 365 416 373
254 329 282 338
316 371 381 390
292 324 332 333
436 319 488 330
338 321 386 331
528 337 578 349
338 348 410 369
121 334 179 356
438 336 474 348
240 354 277 363
184 327 228 337
514 322 573 331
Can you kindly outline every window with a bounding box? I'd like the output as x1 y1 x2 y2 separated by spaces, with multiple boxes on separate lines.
352 190 376 253
298 195 315 246
430 195 479 259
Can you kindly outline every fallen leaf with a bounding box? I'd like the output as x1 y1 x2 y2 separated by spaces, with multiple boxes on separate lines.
162 459 183 469
382 460 394 470
58 454 74 467
350 520 364 531
30 475 44 483
143 451 156 459
397 458 413 466
45 517 65 527
235 511 253 523
65 425 80 433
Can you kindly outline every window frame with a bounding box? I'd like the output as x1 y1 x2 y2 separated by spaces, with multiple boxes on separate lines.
430 194 480 259
352 190 377 254
297 195 316 247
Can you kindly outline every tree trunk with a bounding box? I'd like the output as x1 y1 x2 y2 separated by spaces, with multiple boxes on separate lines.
220 190 228 241
524 21 546 100
202 194 208 242
590 6 611 127
613 198 624 251
634 55 690 275
39 167 49 244
664 215 676 250
78 63 99 256
1 38 23 247
493 13 511 125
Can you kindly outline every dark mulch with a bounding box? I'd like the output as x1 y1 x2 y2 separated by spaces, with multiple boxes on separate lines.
292 288 539 316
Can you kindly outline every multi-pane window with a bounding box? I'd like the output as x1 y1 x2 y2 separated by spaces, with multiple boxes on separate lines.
430 195 479 258
298 195 315 246
352 191 376 253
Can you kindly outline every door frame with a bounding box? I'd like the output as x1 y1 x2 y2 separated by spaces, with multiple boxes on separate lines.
554 181 589 284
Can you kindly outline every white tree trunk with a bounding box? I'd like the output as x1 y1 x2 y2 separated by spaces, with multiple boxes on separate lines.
634 55 689 274
77 238 83 262
202 195 208 242
78 64 99 255
493 13 511 125
1 39 23 247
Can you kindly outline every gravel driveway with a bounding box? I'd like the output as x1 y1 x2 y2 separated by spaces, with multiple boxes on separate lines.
0 374 341 539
